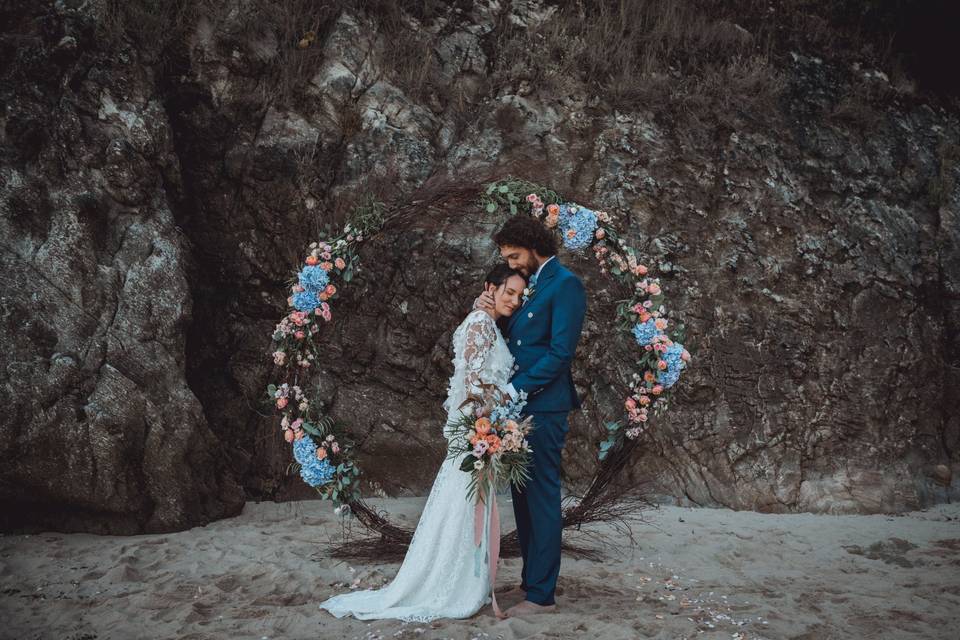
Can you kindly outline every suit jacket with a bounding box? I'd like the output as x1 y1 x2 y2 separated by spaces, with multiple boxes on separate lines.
505 257 587 413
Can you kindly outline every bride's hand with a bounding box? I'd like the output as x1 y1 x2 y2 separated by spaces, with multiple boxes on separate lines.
473 290 496 312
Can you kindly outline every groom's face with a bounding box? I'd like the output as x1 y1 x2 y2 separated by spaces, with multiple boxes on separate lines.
499 245 539 278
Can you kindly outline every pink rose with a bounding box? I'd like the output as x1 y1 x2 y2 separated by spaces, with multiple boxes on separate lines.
657 360 667 370
647 283 661 295
637 412 648 422
294 330 305 340
637 264 649 275
595 228 606 239
526 194 537 203
276 397 288 409
335 258 346 270
681 349 691 362
625 397 637 410
652 384 664 395
284 429 294 443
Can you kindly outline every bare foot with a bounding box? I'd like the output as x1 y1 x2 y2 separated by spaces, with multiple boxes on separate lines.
504 599 557 617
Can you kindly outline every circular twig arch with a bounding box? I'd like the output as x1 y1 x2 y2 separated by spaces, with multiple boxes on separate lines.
265 172 691 560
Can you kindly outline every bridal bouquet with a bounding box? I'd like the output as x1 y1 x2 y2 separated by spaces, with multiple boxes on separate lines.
445 390 534 505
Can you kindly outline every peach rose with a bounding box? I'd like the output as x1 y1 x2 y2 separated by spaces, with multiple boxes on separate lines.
325 284 336 296
316 447 327 460
654 318 668 330
647 283 661 295
283 429 294 443
595 228 606 239
657 360 668 370
637 264 648 275
320 262 333 271
639 395 651 406
475 417 492 435
276 397 288 409
644 371 656 382
545 214 559 228
546 203 560 216
335 258 346 270
305 255 319 266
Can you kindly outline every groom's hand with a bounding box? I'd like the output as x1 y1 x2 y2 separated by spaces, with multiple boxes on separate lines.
473 290 496 312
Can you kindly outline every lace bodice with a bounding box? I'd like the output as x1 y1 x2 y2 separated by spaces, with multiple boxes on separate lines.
443 309 515 427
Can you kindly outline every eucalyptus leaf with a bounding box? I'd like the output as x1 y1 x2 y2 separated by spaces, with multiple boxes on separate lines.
486 202 497 213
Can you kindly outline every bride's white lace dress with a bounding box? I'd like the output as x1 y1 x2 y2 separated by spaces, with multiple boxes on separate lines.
319 309 515 622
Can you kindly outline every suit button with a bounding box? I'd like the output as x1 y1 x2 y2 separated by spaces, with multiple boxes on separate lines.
516 339 522 345
528 312 533 318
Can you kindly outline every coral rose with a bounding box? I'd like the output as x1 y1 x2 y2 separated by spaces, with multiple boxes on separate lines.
305 256 318 266
475 417 492 435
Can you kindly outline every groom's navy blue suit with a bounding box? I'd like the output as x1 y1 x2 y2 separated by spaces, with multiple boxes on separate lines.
504 256 586 606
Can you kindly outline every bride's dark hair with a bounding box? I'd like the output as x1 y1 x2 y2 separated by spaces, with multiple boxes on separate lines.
484 263 526 289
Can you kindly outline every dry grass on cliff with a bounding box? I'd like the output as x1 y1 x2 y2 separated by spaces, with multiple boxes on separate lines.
99 0 942 123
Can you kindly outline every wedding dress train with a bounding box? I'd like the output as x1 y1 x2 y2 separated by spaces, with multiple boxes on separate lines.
319 309 515 622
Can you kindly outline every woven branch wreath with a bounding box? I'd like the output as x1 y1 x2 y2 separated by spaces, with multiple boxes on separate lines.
264 177 691 558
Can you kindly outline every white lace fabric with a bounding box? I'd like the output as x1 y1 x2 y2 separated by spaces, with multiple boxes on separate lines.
319 309 515 622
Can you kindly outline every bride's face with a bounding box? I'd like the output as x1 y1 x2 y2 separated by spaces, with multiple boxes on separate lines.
492 275 525 317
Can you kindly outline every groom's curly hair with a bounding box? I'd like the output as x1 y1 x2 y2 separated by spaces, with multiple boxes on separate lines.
493 215 558 257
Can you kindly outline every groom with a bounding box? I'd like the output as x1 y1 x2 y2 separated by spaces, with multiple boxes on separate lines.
476 215 587 617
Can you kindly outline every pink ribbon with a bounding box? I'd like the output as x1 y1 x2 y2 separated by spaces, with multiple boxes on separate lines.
474 483 503 618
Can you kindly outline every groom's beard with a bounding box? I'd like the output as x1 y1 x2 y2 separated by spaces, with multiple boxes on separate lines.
522 255 539 277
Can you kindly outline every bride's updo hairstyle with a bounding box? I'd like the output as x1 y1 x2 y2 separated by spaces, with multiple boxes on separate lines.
484 263 527 291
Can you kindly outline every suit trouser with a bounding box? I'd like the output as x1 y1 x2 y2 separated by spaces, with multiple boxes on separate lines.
510 410 568 606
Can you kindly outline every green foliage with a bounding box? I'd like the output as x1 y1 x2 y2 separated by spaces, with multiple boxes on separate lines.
479 178 562 217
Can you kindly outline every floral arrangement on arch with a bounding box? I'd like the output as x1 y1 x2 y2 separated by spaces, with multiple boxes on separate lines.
265 179 691 514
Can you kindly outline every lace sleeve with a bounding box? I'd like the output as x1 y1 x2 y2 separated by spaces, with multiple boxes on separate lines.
459 313 503 414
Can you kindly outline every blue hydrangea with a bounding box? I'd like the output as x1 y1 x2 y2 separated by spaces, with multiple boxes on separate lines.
292 434 336 487
656 343 686 388
631 319 660 346
300 457 336 486
489 390 529 423
298 265 330 291
558 204 598 251
292 290 320 312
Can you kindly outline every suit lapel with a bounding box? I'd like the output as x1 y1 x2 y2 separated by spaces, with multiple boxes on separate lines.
507 258 560 335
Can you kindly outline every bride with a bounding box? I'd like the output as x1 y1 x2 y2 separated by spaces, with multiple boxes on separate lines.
318 264 528 622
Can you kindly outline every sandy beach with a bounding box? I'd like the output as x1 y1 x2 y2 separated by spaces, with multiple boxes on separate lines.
2 497 958 640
